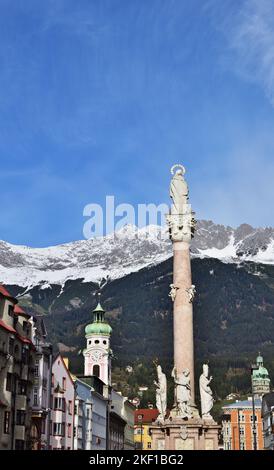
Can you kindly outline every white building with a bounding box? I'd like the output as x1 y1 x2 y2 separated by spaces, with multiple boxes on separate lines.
50 355 75 450
73 378 93 450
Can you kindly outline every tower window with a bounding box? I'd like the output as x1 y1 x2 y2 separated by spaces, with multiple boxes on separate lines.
103 340 107 345
93 365 100 378
95 340 100 344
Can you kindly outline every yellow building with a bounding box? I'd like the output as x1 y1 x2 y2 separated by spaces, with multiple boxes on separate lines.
134 409 159 450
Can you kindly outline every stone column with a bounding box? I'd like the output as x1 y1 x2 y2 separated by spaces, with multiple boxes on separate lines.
167 164 197 412
173 239 195 401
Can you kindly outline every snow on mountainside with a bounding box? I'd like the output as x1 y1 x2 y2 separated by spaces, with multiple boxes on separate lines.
0 221 274 288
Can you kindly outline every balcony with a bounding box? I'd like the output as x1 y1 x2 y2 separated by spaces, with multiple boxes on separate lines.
14 425 25 441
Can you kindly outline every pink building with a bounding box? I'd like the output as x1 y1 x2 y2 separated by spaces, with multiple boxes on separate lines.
50 355 75 450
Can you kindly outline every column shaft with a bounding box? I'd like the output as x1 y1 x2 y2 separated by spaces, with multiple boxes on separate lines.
173 240 195 402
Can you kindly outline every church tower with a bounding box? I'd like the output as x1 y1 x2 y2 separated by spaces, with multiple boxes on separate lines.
252 353 270 398
83 295 112 385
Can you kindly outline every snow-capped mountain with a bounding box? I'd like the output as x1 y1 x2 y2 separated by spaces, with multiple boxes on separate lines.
0 220 274 288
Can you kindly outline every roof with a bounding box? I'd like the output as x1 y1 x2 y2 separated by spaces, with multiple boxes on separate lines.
223 399 262 410
134 408 159 424
14 304 31 319
0 319 16 334
16 334 32 345
0 285 17 302
53 354 75 389
93 302 105 312
85 321 112 336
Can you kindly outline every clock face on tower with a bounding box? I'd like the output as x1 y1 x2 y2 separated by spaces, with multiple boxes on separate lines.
91 350 102 362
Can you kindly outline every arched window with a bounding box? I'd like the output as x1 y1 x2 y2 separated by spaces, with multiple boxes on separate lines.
93 365 100 378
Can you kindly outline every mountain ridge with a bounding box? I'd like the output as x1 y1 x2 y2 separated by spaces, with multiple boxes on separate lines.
1 220 274 289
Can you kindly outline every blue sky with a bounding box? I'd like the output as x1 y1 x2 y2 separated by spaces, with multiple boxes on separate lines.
1 0 274 246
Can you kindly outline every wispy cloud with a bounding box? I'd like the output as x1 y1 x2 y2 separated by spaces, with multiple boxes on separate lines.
208 0 274 106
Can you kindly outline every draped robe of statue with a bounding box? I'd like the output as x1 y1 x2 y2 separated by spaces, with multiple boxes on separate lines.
169 169 189 215
154 365 167 421
199 364 214 419
172 367 192 418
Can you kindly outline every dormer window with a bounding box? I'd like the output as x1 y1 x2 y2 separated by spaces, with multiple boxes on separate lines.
8 305 14 317
8 337 14 355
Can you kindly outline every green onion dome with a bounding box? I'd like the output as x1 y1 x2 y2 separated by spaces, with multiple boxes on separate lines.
85 301 112 336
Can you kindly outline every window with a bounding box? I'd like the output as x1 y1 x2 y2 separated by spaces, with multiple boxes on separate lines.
14 344 20 357
18 380 27 395
250 415 258 422
240 442 245 450
67 423 72 438
147 442 151 449
8 337 14 355
41 418 46 435
16 410 26 426
34 387 38 406
53 423 64 436
15 440 25 450
34 365 39 377
95 340 99 344
8 305 14 317
93 365 100 378
54 397 66 412
103 340 107 345
4 411 10 434
21 346 29 364
6 373 13 392
62 377 66 390
239 426 245 436
68 400 72 415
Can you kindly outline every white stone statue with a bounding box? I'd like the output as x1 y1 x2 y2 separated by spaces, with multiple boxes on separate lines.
167 165 196 242
169 284 179 302
154 364 167 421
172 367 193 419
199 364 214 419
170 165 189 214
186 285 196 303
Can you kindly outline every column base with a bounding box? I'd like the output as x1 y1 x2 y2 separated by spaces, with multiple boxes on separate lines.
150 416 220 450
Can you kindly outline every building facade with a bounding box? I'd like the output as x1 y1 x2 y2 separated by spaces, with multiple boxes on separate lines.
75 374 108 450
222 398 264 450
29 316 52 450
262 392 274 450
0 285 35 450
134 408 159 450
73 378 93 450
50 355 75 450
111 390 135 450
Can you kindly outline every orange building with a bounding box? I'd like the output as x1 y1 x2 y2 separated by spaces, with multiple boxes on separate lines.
134 409 159 450
222 398 263 450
